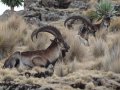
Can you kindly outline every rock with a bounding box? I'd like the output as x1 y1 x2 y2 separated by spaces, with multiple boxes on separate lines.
39 86 53 90
69 0 89 10
54 0 72 9
0 10 13 21
0 83 41 90
24 0 71 9
42 12 61 21
24 0 39 10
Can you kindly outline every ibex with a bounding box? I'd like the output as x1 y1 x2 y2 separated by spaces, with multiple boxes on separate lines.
3 26 70 70
64 15 111 41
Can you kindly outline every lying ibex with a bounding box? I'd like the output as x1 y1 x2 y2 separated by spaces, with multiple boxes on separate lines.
64 15 111 41
3 26 70 70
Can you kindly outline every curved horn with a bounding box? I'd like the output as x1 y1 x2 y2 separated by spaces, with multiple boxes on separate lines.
31 26 63 41
64 15 94 29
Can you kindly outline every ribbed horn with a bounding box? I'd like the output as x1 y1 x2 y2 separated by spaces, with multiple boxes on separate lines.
64 15 94 29
31 26 63 41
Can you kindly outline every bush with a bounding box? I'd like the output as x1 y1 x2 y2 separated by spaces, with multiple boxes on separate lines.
96 0 115 19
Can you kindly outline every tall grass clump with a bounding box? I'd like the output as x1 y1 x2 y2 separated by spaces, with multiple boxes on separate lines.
110 17 120 32
0 14 29 59
54 59 78 77
65 33 86 62
91 38 108 58
95 29 107 41
103 38 120 73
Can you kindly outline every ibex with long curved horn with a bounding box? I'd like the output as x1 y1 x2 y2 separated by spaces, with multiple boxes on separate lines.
64 15 111 41
3 26 70 70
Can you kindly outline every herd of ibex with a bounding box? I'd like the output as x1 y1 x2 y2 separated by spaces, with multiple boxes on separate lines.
3 16 112 70
2 1 113 77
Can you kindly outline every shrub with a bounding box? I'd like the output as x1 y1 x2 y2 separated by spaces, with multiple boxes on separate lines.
96 0 116 19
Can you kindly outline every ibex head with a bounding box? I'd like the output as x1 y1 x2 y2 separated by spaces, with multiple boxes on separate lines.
31 26 70 56
103 15 111 28
3 51 20 68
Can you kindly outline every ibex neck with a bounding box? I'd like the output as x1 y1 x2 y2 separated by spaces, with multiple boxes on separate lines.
46 42 61 63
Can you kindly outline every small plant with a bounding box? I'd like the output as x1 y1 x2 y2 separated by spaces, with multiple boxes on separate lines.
96 0 116 19
1 0 24 11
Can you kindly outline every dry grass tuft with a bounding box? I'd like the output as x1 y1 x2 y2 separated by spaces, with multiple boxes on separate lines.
67 37 86 62
61 30 86 62
95 29 108 41
54 59 79 77
102 37 120 73
0 14 29 58
110 17 120 32
54 61 69 77
91 38 108 58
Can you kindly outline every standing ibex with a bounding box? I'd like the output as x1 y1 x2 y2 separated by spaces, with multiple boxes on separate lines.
64 15 111 41
3 26 70 70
